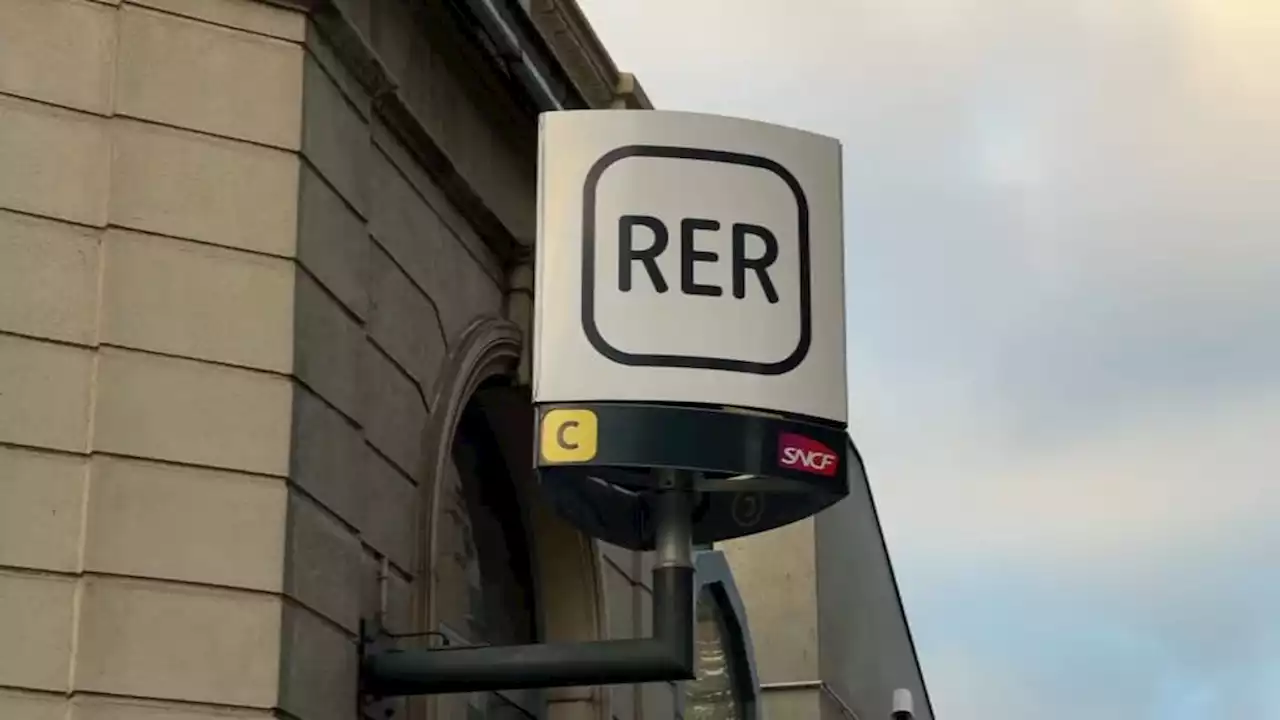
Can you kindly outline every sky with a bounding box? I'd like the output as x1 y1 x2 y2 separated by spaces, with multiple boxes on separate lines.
575 1 1280 717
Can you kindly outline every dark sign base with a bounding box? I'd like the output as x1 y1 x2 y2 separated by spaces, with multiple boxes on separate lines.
535 402 858 550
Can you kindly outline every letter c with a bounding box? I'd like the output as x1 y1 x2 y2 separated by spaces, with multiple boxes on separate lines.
556 420 580 450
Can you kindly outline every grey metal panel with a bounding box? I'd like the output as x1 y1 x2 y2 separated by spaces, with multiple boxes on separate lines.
815 474 935 720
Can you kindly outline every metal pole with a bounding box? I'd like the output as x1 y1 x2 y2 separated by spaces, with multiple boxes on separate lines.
654 468 694 571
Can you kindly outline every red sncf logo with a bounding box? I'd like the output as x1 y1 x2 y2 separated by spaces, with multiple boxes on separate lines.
778 433 839 477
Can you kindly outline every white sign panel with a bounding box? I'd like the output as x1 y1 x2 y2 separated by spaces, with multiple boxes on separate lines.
533 110 847 424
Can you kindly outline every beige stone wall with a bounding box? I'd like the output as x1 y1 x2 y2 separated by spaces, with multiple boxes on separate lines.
0 1 306 718
720 518 822 720
598 541 682 720
1 1 668 719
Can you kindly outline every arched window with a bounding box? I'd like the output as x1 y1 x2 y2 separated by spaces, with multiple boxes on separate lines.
435 386 544 718
686 551 761 720
687 585 746 719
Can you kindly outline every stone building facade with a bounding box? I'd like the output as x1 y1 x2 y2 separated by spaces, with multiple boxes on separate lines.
0 0 686 719
0 1 936 719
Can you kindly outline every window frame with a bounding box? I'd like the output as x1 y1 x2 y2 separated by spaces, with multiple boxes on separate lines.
688 549 762 720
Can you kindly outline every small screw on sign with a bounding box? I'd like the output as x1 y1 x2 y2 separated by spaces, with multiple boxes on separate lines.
731 492 765 527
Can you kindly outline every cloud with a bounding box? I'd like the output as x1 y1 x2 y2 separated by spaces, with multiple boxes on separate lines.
577 0 1280 718
908 540 1280 720
863 376 1280 572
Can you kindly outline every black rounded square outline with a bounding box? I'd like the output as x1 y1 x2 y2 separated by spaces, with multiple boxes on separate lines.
580 144 812 375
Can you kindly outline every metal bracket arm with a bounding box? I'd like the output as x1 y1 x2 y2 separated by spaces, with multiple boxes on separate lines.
360 475 697 697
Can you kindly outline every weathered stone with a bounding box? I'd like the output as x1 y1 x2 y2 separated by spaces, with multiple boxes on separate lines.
302 54 369 215
74 577 282 707
284 491 364 632
298 164 370 318
0 211 100 345
93 348 293 476
116 5 303 149
367 242 446 387
279 602 359 720
0 335 93 453
0 95 110 226
294 270 364 422
83 455 287 592
290 385 367 530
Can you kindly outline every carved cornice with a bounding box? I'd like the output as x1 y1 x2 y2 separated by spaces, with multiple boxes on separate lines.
305 0 528 263
527 0 653 110
612 71 652 110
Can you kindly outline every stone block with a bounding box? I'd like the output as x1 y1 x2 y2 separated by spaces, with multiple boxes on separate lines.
0 447 86 573
74 577 282 707
0 335 93 452
0 95 110 225
329 0 371 41
74 694 276 719
302 55 369 214
303 24 371 118
637 584 653 639
371 122 498 277
362 447 417 574
125 0 306 42
762 688 821 718
366 146 447 281
357 551 413 636
721 519 820 684
284 492 364 632
367 147 502 341
367 242 446 388
640 682 677 720
0 211 99 345
602 564 635 641
0 0 115 114
110 119 299 256
0 689 66 720
638 550 656 591
547 686 597 705
298 164 369 318
360 342 428 480
368 0 415 87
431 461 473 634
599 542 638 584
294 270 364 421
546 700 601 720
84 455 287 592
279 602 359 720
608 684 636 720
93 348 293 476
0 571 76 691
385 565 413 635
290 385 366 530
117 5 303 149
101 229 295 371
390 49 535 247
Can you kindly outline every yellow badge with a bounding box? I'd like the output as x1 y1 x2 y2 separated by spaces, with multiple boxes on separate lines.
540 409 598 463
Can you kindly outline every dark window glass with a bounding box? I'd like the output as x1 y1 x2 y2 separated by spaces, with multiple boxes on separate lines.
440 396 542 718
685 586 746 720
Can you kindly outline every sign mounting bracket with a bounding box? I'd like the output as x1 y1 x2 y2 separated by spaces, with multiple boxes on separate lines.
358 471 698 698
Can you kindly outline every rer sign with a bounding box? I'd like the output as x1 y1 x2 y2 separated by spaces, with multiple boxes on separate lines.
534 110 847 426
